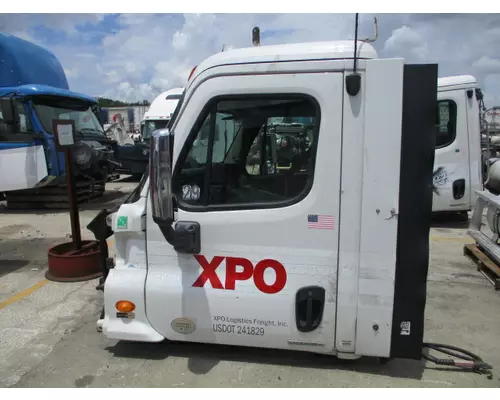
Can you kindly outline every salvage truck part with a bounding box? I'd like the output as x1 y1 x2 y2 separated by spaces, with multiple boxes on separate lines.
89 30 493 377
94 38 437 359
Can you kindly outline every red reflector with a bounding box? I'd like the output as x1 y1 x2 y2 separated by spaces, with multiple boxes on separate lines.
188 66 197 82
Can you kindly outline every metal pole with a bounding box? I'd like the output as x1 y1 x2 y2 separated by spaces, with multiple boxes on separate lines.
484 107 495 185
65 148 82 250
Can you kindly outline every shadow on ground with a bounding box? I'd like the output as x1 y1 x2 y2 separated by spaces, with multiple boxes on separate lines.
0 237 70 277
431 212 470 230
0 259 30 278
105 340 425 381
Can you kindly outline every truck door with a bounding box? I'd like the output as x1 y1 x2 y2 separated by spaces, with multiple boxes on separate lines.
145 71 344 353
0 97 49 191
433 90 470 212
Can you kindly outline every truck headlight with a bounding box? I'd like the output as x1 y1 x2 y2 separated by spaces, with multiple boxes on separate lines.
73 142 93 166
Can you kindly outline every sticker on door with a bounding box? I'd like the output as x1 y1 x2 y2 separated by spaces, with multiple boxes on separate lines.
171 318 197 334
192 255 287 294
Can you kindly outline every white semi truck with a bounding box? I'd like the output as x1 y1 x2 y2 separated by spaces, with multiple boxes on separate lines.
140 87 184 141
433 75 483 215
88 37 443 364
84 31 494 375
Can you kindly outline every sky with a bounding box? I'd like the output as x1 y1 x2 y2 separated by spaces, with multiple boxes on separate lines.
1 13 500 105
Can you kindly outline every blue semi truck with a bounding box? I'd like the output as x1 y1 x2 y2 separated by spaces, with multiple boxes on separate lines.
0 33 119 207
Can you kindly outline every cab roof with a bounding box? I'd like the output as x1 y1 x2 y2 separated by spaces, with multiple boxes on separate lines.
144 87 184 119
438 75 477 90
194 40 378 77
160 87 185 97
0 33 69 90
0 84 97 105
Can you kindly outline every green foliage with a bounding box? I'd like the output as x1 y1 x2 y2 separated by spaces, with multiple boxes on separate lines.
96 97 150 107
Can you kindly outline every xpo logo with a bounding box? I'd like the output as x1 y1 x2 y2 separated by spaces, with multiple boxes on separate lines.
192 255 287 294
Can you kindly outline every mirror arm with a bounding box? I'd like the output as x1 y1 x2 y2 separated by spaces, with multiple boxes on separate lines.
156 220 176 246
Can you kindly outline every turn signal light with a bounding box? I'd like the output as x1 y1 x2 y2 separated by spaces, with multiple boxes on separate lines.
115 300 136 313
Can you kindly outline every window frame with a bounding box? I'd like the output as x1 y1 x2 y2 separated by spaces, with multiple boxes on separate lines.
171 93 321 213
435 99 457 149
0 99 43 143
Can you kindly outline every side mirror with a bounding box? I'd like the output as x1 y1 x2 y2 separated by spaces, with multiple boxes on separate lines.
149 128 201 254
150 128 174 226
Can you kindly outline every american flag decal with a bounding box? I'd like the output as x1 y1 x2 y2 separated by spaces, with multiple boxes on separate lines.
307 214 335 230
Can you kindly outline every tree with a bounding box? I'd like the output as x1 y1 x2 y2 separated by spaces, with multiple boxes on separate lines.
96 97 150 107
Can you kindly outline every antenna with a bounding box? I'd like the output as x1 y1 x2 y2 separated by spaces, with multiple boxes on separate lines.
252 27 260 46
353 13 359 74
346 13 361 97
221 44 226 52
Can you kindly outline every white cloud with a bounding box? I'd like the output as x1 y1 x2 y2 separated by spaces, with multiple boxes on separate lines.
473 56 500 75
383 25 428 61
0 14 104 35
3 13 500 106
484 75 500 106
101 81 157 103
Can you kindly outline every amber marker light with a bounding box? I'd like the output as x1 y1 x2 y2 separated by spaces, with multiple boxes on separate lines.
115 300 136 313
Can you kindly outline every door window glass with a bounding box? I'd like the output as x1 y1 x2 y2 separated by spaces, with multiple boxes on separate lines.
173 95 319 209
0 100 33 138
436 100 457 148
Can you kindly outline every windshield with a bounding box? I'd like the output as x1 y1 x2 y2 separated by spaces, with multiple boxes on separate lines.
32 103 106 138
142 119 170 140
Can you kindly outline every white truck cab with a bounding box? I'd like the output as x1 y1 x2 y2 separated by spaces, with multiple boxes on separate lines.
141 87 184 141
433 75 482 213
94 39 438 362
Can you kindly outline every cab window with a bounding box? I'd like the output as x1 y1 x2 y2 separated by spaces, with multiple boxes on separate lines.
436 100 457 148
0 99 34 139
173 95 319 210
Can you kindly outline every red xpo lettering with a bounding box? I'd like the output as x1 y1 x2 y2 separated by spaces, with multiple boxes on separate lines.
192 255 287 294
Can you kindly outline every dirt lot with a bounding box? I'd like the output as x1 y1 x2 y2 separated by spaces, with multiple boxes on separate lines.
0 179 499 388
